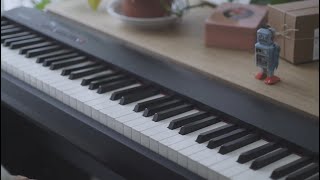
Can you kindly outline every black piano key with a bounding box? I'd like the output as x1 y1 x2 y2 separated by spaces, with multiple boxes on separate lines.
1 20 9 26
133 96 174 112
237 142 279 164
207 129 249 149
286 164 319 180
250 148 291 170
50 57 88 70
36 49 74 63
69 66 107 80
1 27 24 36
1 32 31 43
1 24 16 30
271 157 313 179
19 41 54 54
196 124 238 143
305 173 319 180
218 134 260 155
179 116 220 135
89 74 126 90
153 104 194 122
3 34 37 46
97 78 137 94
26 45 62 58
42 53 80 66
81 72 119 86
10 37 45 49
120 88 160 105
61 63 100 76
168 111 210 130
143 99 184 117
110 85 152 100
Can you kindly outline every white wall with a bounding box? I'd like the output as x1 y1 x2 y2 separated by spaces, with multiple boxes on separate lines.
2 0 34 12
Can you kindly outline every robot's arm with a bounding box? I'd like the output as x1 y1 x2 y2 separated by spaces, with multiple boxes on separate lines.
273 44 280 70
254 43 259 65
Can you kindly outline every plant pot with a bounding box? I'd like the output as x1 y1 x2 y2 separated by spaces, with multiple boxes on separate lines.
121 0 174 18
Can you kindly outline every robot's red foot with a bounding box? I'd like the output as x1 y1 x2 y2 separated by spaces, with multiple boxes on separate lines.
264 76 280 85
255 72 267 80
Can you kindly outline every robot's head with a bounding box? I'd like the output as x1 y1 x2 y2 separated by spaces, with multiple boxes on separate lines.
257 27 275 45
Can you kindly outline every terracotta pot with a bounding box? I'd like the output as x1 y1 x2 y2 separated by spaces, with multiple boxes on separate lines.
121 0 174 18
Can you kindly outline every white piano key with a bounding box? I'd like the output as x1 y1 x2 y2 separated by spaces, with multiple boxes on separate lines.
70 90 95 110
63 87 87 106
108 95 162 130
9 60 35 78
105 106 137 128
141 123 169 148
206 140 268 180
99 104 126 125
23 68 53 88
121 97 177 137
50 69 105 99
43 76 66 95
38 72 63 87
91 101 119 121
76 92 101 112
37 71 64 91
178 144 207 168
83 98 107 117
130 116 178 144
91 84 141 112
6 55 37 79
188 148 218 172
139 110 199 149
231 154 301 180
149 130 178 153
54 81 78 100
114 113 143 134
130 105 191 143
176 122 228 168
168 139 196 162
159 124 223 159
58 80 89 99
124 117 150 138
168 122 227 164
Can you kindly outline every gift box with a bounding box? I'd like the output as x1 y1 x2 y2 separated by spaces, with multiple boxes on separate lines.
268 0 319 64
205 3 268 51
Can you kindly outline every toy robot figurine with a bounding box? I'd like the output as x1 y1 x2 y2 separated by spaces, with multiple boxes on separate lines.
255 27 280 85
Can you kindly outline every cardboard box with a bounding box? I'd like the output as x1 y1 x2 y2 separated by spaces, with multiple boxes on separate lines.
205 3 268 51
268 0 319 64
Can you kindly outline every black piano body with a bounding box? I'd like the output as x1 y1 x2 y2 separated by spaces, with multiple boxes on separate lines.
1 7 319 180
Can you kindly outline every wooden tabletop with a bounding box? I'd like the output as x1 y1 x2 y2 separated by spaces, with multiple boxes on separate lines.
47 0 319 118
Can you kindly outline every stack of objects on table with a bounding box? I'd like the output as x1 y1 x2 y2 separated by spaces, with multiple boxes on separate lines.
268 0 319 64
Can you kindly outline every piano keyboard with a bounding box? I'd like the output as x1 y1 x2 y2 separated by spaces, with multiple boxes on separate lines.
1 9 319 180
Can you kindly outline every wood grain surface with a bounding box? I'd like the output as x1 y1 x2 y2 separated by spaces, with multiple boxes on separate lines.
47 0 319 118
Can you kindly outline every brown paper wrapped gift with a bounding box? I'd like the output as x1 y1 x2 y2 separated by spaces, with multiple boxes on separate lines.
268 0 319 64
